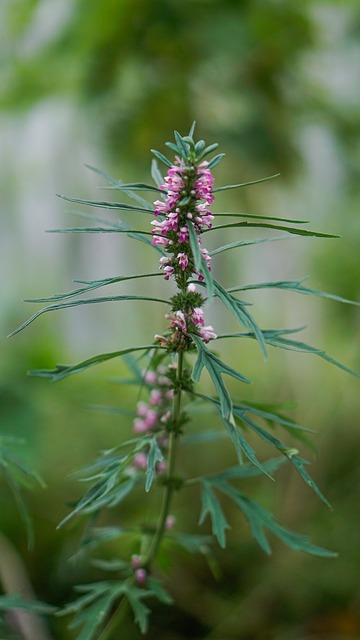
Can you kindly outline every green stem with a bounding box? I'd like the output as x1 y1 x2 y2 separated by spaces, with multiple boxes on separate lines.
97 596 129 640
142 350 184 566
98 351 184 639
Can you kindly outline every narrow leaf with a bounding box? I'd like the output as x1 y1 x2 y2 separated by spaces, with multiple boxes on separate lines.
206 221 339 239
9 294 169 337
151 149 172 168
199 481 230 548
187 221 215 298
145 437 164 492
228 278 360 306
57 194 154 214
212 173 280 192
28 345 164 382
25 272 162 303
213 280 267 357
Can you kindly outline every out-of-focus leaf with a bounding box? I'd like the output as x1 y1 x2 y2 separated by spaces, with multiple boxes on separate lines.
199 481 230 548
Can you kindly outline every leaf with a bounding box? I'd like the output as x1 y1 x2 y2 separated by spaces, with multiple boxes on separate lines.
199 481 230 548
25 272 162 303
48 227 153 236
187 221 215 298
217 483 336 557
85 164 154 210
214 212 308 223
191 333 251 425
101 182 162 193
146 577 174 605
232 406 330 506
197 142 219 161
0 594 56 614
206 221 339 239
145 437 164 492
209 236 289 257
217 328 360 378
28 345 164 382
59 582 129 640
125 585 151 634
170 533 213 554
151 149 172 168
213 280 267 357
207 153 225 169
206 457 288 482
9 295 169 337
151 158 165 187
228 277 360 306
57 194 154 214
212 173 280 192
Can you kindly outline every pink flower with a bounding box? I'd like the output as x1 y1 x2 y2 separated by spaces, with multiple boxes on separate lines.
150 389 162 406
135 568 147 585
192 307 204 326
177 253 189 271
165 515 176 530
133 452 148 470
178 226 189 243
199 325 217 343
133 418 149 434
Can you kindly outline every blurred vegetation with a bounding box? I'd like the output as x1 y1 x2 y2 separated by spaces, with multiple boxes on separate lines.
1 0 360 638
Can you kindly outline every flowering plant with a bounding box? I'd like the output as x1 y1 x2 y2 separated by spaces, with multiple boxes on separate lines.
10 125 359 638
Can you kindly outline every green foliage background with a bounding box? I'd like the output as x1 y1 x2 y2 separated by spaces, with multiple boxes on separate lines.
1 1 360 638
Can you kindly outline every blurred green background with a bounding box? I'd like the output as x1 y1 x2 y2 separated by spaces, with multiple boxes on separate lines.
1 1 360 638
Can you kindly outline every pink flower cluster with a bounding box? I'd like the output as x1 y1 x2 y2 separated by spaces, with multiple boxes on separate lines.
165 305 217 343
151 158 214 281
132 365 174 473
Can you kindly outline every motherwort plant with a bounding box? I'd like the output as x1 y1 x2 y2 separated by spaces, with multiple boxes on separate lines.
10 125 359 638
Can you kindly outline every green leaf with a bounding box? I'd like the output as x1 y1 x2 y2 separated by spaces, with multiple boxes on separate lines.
206 221 339 239
232 407 330 506
48 227 153 236
59 582 131 640
25 272 162 303
146 577 173 605
9 295 169 337
101 182 162 193
228 277 360 306
125 584 151 634
199 481 230 548
217 328 360 378
205 457 288 482
174 130 190 157
85 164 154 210
0 594 56 614
191 333 251 425
217 483 336 557
170 533 213 554
207 153 225 169
209 236 289 257
212 173 280 192
57 194 154 214
151 149 172 168
214 212 308 223
151 158 165 187
187 221 215 298
145 437 164 492
28 345 164 382
213 280 267 358
197 143 219 161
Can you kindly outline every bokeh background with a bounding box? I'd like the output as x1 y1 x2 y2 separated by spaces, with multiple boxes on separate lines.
1 1 360 638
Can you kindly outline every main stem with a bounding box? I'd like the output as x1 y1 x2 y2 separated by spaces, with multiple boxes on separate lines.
143 349 184 566
98 350 184 640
